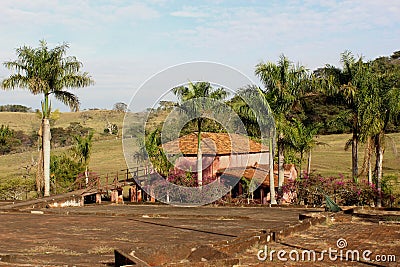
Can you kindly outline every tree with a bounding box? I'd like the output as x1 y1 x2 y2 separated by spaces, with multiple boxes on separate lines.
233 86 277 204
2 40 94 196
72 131 94 185
358 56 400 206
316 51 368 181
113 102 128 112
289 120 322 178
0 104 32 112
145 129 172 177
255 55 310 188
172 81 228 187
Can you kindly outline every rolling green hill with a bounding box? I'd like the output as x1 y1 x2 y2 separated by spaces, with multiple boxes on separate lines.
0 110 399 184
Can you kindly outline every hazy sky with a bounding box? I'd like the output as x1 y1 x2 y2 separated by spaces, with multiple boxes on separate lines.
0 0 399 111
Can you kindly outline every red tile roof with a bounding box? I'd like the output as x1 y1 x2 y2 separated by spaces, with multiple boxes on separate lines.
162 132 268 156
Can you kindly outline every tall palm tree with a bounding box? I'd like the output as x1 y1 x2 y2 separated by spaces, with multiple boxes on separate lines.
255 55 310 188
2 40 94 196
359 57 400 206
172 81 228 187
316 51 368 181
233 85 277 204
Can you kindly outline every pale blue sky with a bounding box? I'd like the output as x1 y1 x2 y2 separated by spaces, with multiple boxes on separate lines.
0 0 399 111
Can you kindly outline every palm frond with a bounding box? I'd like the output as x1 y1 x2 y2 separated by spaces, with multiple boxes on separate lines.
344 138 352 151
1 74 30 90
52 90 80 112
58 73 94 89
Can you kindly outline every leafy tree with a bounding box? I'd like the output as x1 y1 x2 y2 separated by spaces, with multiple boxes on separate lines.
50 154 84 192
2 40 94 196
113 102 128 112
0 125 18 155
0 104 32 112
0 177 35 200
172 81 228 187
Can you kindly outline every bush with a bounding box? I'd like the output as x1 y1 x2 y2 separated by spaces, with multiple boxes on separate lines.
282 173 382 206
0 177 35 200
50 154 84 193
51 122 93 148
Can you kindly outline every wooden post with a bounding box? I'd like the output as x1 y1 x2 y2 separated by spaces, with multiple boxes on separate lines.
96 193 102 204
130 186 137 202
260 188 264 204
111 190 118 203
97 176 101 191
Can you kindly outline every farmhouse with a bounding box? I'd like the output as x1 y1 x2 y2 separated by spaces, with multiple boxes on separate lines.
162 132 270 178
162 132 297 203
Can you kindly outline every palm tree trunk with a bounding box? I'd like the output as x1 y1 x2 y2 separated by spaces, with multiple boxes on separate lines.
375 133 384 207
307 150 312 177
197 120 203 187
367 156 372 185
42 118 51 197
366 136 373 184
351 131 358 182
85 165 89 186
269 138 277 204
36 147 44 195
298 152 303 179
278 135 284 188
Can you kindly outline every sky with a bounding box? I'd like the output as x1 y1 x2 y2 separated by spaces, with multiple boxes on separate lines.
0 0 399 112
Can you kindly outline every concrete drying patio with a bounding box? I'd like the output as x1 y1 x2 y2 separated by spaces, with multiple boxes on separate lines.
0 204 315 266
0 203 399 266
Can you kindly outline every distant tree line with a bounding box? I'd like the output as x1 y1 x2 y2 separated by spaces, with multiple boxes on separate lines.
0 104 32 112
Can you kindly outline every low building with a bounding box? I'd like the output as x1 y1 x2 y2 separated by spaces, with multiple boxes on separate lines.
162 132 269 179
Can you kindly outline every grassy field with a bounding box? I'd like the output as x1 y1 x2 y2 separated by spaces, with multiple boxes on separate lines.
0 110 125 137
312 133 400 178
0 110 399 184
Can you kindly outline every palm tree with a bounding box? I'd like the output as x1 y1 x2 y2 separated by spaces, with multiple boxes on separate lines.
145 129 172 177
255 55 310 189
72 131 94 185
233 85 277 204
316 51 368 181
172 81 228 187
289 120 322 178
358 57 400 206
2 40 94 196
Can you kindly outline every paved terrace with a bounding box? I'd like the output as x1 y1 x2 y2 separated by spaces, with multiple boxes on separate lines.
0 204 317 266
1 197 399 267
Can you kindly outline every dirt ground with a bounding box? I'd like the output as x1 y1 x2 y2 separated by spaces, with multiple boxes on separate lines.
0 204 311 266
0 204 399 267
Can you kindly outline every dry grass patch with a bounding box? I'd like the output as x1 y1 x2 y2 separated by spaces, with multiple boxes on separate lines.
25 242 81 256
87 245 115 254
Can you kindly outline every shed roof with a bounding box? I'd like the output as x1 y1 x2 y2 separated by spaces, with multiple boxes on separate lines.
220 164 296 187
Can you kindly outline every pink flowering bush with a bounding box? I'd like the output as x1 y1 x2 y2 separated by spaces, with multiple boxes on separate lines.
281 172 384 206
